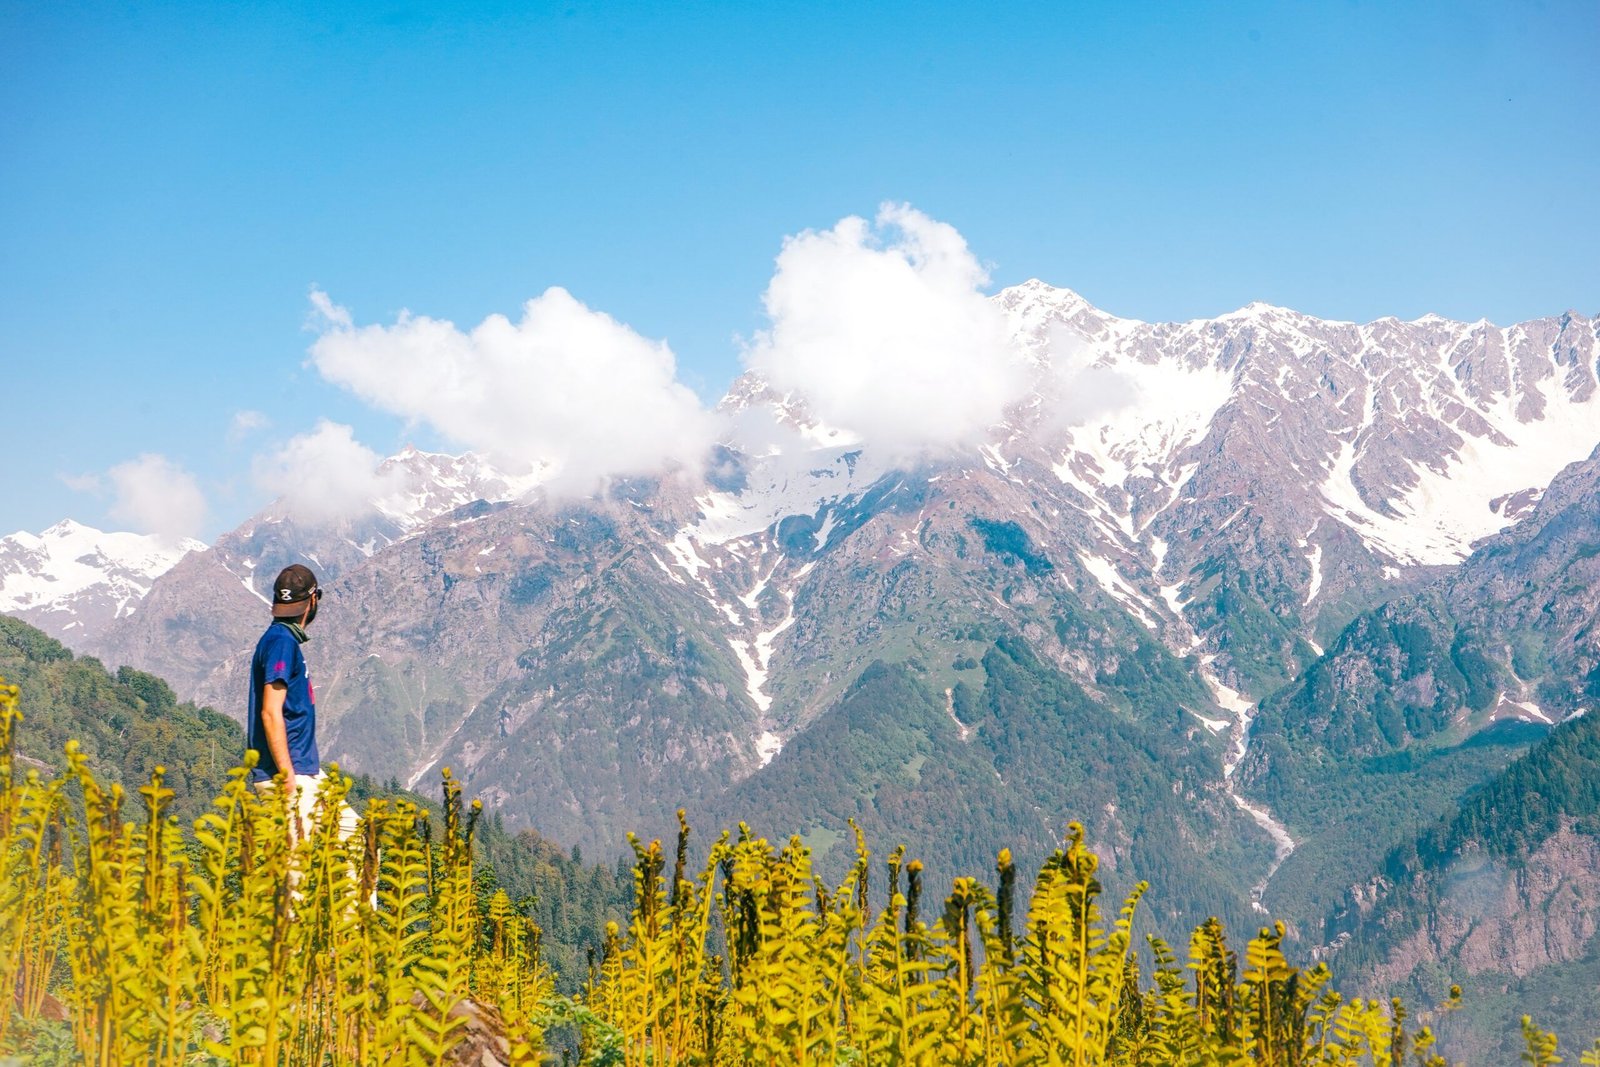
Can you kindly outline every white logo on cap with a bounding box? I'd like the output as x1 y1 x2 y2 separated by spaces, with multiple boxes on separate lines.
280 589 294 601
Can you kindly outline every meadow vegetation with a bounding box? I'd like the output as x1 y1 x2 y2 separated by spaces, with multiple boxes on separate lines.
2 677 1596 1065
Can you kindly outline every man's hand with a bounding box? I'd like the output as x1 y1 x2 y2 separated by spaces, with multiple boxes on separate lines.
259 680 295 796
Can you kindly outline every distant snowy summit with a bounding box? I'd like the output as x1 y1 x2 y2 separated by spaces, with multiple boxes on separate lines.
14 284 1600 691
0 520 203 636
370 445 547 535
992 280 1600 567
0 446 550 653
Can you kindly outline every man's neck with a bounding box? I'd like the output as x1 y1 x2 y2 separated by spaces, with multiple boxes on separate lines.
275 619 310 644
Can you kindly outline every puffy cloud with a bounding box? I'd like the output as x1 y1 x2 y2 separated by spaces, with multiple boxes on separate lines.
228 409 270 443
60 472 103 495
742 203 1029 457
1041 325 1138 429
95 454 208 544
253 421 402 524
306 287 716 494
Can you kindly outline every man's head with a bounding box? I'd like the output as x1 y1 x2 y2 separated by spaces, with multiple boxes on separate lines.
271 564 322 625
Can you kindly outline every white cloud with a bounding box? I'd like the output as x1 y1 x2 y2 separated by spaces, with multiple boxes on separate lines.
742 203 1029 457
253 421 402 524
60 472 103 495
1041 324 1139 429
228 409 270 443
101 454 207 543
306 287 716 494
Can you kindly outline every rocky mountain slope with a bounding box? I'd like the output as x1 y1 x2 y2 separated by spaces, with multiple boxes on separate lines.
1239 443 1600 929
992 285 1600 695
72 446 540 711
1326 702 1600 1061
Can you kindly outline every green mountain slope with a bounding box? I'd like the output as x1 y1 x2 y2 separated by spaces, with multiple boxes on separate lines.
1330 708 1600 1061
1239 446 1600 930
0 614 241 824
708 635 1270 934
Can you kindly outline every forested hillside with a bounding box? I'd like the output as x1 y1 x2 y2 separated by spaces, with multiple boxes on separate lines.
0 615 240 824
1238 443 1600 930
0 614 631 990
710 635 1267 934
1331 707 1600 1061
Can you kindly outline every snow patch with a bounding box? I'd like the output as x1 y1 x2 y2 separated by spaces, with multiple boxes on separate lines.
1510 698 1555 725
1303 541 1323 605
1078 552 1159 630
1319 362 1600 565
755 730 783 767
1192 652 1297 912
944 687 973 742
1233 793 1296 914
0 521 202 617
729 599 796 713
1149 535 1169 575
406 711 471 791
1196 654 1255 779
813 509 839 550
664 531 711 578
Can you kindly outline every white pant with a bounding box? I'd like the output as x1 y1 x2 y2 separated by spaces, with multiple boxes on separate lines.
252 771 360 845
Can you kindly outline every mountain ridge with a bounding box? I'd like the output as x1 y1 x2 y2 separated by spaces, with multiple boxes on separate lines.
8 283 1598 961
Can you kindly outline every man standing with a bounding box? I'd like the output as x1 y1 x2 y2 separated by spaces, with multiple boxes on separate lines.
247 563 355 843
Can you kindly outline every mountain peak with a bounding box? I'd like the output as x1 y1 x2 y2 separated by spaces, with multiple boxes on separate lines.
0 522 200 623
40 518 93 540
998 280 1108 316
1226 300 1289 317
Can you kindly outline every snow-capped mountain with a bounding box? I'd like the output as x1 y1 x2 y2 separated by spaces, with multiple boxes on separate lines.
55 445 545 707
26 283 1600 929
0 520 203 640
999 282 1600 565
675 283 1600 705
243 444 545 569
369 445 547 539
17 283 1600 1046
62 284 1600 768
0 447 539 652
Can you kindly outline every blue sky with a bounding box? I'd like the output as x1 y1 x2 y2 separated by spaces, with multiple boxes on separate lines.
2 0 1597 540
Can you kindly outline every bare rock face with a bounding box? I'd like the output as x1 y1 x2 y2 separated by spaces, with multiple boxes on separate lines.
1370 825 1600 983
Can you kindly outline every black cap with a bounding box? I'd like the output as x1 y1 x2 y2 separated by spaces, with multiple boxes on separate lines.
271 564 320 618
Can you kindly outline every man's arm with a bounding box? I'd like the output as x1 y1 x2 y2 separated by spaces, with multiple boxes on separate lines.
259 680 295 794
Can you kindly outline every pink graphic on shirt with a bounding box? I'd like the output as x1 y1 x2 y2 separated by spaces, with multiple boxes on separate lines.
309 678 315 705
274 660 286 674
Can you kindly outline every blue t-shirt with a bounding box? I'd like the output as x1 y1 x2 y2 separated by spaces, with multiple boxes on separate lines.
246 621 319 782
